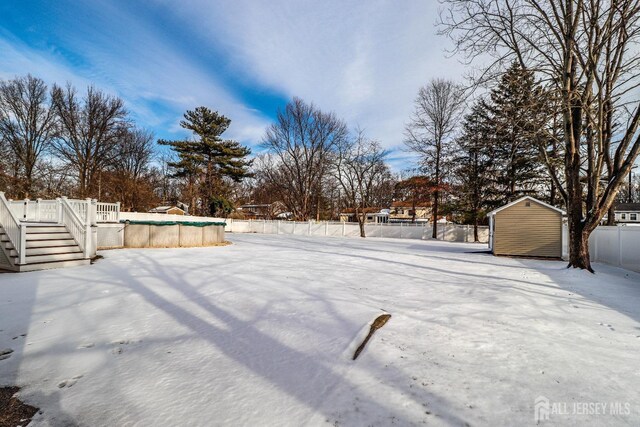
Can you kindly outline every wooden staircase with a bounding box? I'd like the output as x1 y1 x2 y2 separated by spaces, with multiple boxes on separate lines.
0 223 90 272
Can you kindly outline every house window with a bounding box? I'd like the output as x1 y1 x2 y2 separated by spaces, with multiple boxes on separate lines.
622 213 626 220
525 201 531 207
631 214 637 221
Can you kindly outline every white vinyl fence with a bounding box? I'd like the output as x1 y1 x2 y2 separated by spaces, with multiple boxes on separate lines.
224 219 489 243
589 225 640 273
120 212 224 223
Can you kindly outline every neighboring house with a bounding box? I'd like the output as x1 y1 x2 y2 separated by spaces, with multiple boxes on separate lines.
237 202 287 220
389 201 431 222
149 206 185 215
339 208 389 224
614 203 640 223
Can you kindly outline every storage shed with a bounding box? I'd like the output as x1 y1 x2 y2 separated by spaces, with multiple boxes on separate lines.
487 196 565 258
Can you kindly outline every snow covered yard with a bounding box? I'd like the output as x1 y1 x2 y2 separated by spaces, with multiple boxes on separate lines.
1 234 639 426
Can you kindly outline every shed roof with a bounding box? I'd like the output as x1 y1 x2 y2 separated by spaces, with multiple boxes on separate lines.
486 196 566 217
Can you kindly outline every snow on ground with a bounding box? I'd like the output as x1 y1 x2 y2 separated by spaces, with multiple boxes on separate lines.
1 234 639 426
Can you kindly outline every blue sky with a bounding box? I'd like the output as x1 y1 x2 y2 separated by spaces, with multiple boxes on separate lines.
0 0 465 170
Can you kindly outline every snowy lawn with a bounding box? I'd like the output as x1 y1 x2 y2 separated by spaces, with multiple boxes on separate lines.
1 233 640 426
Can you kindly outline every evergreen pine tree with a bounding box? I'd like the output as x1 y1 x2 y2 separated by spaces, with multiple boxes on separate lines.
453 100 498 241
487 62 544 204
159 107 252 216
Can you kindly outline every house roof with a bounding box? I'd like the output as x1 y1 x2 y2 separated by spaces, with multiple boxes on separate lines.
615 203 640 211
486 196 566 217
239 204 272 209
340 207 386 214
149 206 184 213
391 200 431 208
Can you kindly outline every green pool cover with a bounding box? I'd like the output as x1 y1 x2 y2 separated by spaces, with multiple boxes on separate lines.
121 220 226 227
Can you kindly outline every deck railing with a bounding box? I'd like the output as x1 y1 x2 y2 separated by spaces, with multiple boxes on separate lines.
7 198 120 224
0 192 25 264
60 197 89 257
8 199 60 222
96 202 120 223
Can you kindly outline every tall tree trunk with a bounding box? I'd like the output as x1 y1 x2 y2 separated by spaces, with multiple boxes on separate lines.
568 221 593 272
432 189 439 239
565 76 592 271
357 209 366 238
606 206 616 226
432 154 440 239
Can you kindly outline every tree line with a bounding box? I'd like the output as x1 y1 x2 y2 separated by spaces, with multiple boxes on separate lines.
0 75 254 216
0 75 157 208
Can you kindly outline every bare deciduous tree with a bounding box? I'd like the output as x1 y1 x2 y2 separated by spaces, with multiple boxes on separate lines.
0 75 56 197
261 97 348 220
51 83 128 198
405 79 464 238
441 0 640 272
101 127 157 210
334 130 391 237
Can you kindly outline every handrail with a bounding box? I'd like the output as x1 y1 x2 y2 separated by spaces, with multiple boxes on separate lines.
60 197 87 255
0 192 25 264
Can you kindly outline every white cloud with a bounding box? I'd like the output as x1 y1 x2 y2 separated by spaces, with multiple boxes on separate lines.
153 0 467 168
2 0 467 170
0 3 271 145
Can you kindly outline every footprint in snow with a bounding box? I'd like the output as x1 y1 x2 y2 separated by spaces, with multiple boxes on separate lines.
111 339 140 355
598 322 615 331
0 348 13 360
57 375 83 388
78 342 95 349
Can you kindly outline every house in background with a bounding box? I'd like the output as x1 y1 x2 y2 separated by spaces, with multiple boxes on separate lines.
149 205 185 215
339 208 389 223
389 201 431 222
237 202 287 220
614 203 640 223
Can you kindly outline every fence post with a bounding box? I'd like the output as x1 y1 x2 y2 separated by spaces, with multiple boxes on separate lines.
342 221 346 236
325 221 329 236
22 199 28 220
617 225 623 266
56 198 63 224
84 198 92 258
35 198 41 222
308 220 312 236
18 224 26 265
116 202 121 222
90 199 97 226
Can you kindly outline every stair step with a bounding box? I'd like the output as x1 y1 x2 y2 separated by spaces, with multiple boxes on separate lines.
25 245 81 256
26 226 67 234
26 232 73 241
26 239 76 248
16 258 90 272
21 252 85 264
